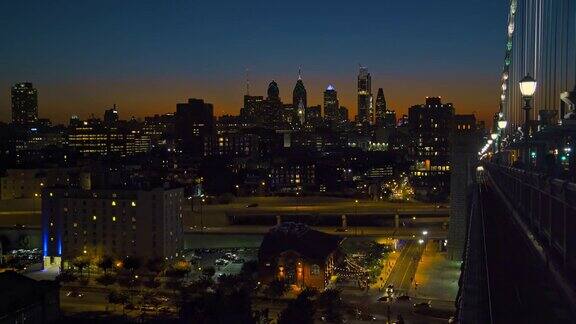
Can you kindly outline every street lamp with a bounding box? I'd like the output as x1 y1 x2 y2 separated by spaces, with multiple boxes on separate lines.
519 74 537 167
490 133 498 140
497 119 508 130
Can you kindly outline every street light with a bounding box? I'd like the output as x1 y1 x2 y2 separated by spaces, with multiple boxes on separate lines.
519 75 537 97
498 120 508 130
490 133 498 140
519 74 537 167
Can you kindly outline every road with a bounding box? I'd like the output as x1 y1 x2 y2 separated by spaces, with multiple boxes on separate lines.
480 174 576 323
384 240 425 295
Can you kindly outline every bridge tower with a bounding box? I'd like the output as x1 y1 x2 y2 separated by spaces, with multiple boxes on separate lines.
447 115 479 261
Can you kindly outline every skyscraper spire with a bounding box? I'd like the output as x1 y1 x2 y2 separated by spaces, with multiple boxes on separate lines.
245 68 250 95
298 66 302 80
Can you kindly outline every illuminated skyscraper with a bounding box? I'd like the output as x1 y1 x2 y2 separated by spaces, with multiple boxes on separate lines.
323 85 339 122
292 70 307 125
375 88 387 125
357 67 373 124
104 104 119 126
11 82 38 124
292 70 307 111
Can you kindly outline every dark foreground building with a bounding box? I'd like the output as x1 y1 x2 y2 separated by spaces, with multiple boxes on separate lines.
258 222 342 290
0 271 60 324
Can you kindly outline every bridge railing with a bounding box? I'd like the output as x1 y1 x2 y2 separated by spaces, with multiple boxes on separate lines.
486 163 576 273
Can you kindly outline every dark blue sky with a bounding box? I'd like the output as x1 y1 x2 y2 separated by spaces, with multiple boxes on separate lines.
0 0 507 122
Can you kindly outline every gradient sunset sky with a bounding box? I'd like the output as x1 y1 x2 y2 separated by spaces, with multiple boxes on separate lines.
0 0 507 124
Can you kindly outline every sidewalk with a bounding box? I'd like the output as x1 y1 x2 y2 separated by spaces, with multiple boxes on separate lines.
411 241 460 303
370 249 399 291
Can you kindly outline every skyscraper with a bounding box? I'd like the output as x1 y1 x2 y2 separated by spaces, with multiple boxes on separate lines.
292 70 307 125
241 95 264 122
267 80 280 101
375 88 387 126
292 70 307 111
357 67 373 124
408 97 454 200
104 104 119 126
323 85 339 122
264 80 283 126
11 82 38 125
175 98 214 154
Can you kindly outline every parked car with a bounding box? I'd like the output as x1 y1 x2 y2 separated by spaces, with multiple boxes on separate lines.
413 301 431 313
66 290 84 298
397 295 411 301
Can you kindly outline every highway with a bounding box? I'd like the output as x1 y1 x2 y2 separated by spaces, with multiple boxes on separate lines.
385 240 425 295
480 175 576 323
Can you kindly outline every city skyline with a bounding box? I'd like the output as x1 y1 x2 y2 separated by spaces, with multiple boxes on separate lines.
0 1 507 124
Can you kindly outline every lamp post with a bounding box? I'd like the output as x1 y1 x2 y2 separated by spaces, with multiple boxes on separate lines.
519 75 537 168
490 132 498 153
497 118 508 156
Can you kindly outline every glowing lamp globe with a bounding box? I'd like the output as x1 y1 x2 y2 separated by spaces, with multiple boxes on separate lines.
491 133 498 140
498 120 508 129
487 139 493 145
519 75 537 97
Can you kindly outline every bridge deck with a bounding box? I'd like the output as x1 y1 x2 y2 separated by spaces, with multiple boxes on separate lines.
480 179 576 322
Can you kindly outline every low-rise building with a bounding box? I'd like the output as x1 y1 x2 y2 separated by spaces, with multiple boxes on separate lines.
42 186 184 268
0 271 60 324
258 222 342 290
1 168 90 200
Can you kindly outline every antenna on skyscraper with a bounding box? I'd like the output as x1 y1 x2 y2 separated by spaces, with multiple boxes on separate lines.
245 68 250 95
298 66 302 80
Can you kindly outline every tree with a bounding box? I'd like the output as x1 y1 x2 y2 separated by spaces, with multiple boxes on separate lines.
240 260 258 278
56 270 77 283
108 290 130 314
146 257 165 275
96 273 116 287
122 256 142 276
97 255 114 274
201 266 215 279
143 277 161 289
278 289 316 324
316 289 344 323
180 288 255 324
72 256 90 278
264 279 288 299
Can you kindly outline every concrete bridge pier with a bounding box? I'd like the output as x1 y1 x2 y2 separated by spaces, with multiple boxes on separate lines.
276 215 281 225
341 214 347 229
394 214 399 228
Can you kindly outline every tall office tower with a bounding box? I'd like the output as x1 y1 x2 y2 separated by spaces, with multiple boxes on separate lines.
264 80 283 126
375 88 387 126
104 104 119 126
447 114 478 261
267 80 280 101
11 82 38 125
292 70 307 113
323 85 339 122
296 100 306 125
175 98 214 154
357 67 373 124
408 97 454 200
241 95 264 122
339 106 349 122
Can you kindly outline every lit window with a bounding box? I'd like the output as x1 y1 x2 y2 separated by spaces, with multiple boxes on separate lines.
311 264 320 275
92 215 97 221
112 216 116 222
